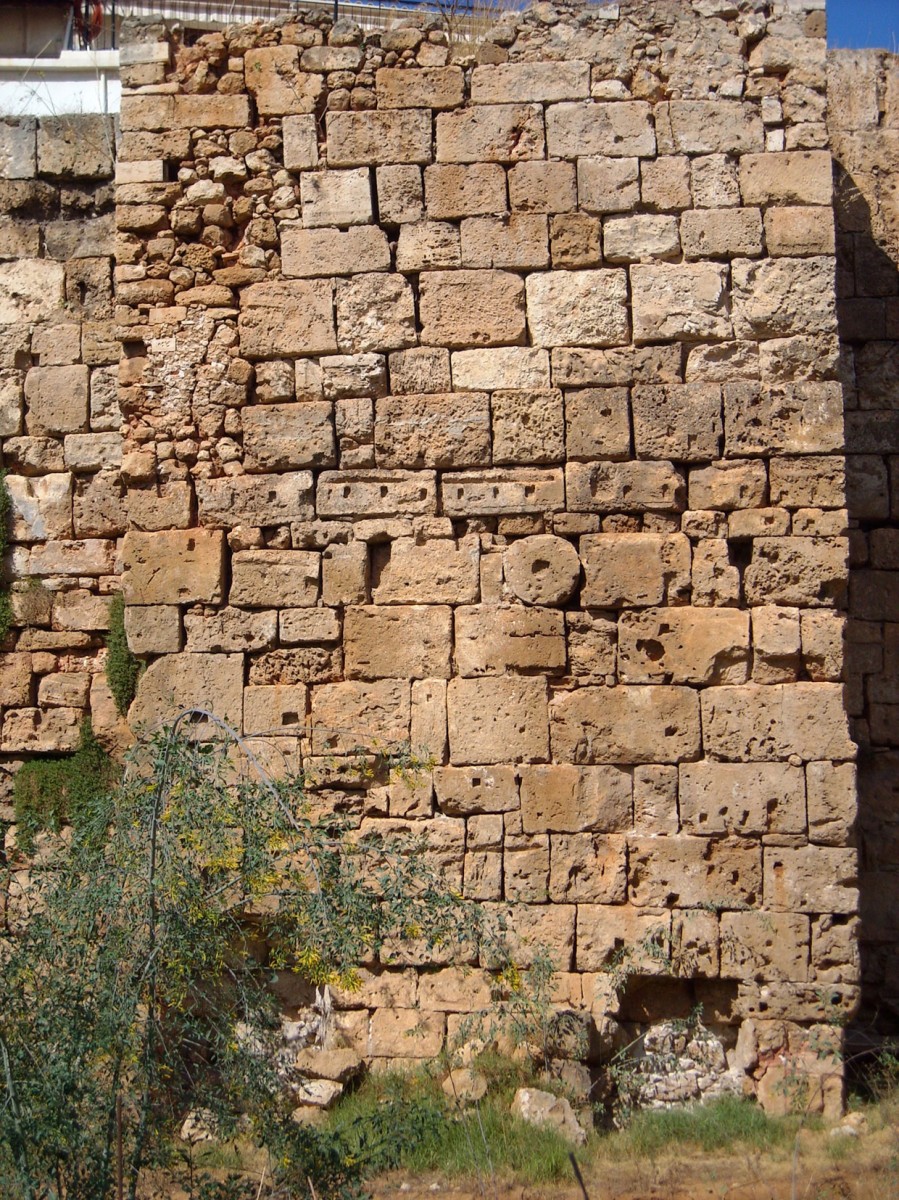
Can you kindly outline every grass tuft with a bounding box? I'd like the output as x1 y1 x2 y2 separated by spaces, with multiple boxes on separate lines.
603 1095 794 1160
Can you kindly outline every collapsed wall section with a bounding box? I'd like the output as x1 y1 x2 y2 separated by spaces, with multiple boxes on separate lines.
0 0 873 1111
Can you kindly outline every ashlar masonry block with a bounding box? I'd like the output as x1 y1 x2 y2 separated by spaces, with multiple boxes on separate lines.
550 686 701 765
546 102 655 159
448 675 549 765
374 392 490 469
679 761 807 836
371 537 479 605
519 764 632 833
454 605 566 676
618 607 750 685
436 104 545 163
701 684 856 762
526 269 629 348
230 550 320 608
419 270 525 347
344 605 452 679
122 530 225 605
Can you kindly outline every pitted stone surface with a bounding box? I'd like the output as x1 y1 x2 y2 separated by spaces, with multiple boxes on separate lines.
504 535 580 607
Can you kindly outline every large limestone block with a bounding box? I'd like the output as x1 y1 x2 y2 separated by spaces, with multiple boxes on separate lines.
243 403 336 471
317 470 437 518
679 761 806 836
125 606 182 655
472 61 589 104
344 606 452 679
731 257 836 339
628 837 762 909
575 905 669 972
631 263 731 343
281 227 390 277
744 537 848 607
28 538 115 577
239 280 336 358
806 761 856 846
129 653 244 731
300 167 372 227
322 354 387 400
724 382 843 455
576 156 639 213
374 392 490 468
631 383 722 462
25 365 89 434
546 102 655 158
658 101 764 155
244 46 323 115
441 468 564 515
396 220 461 271
739 151 833 206
454 605 565 676
580 533 691 607
436 104 544 163
424 163 506 219
310 679 410 754
764 207 835 257
688 459 767 510
603 214 680 262
0 117 36 179
372 537 479 604
451 347 550 391
447 676 549 765
327 110 432 166
549 833 627 904
243 684 307 736
763 846 858 915
37 114 114 178
282 114 319 171
122 530 225 605
434 765 519 815
0 653 32 707
720 912 809 982
1 707 81 753
618 607 750 685
196 473 313 527
336 274 416 353
519 764 631 833
0 261 64 324
526 270 628 348
419 270 525 347
460 214 549 270
230 550 320 608
701 684 855 762
376 67 464 110
120 93 251 130
492 388 564 463
680 208 763 259
504 535 580 606
551 686 701 765
565 387 630 461
368 1009 444 1058
6 473 73 542
184 609 277 653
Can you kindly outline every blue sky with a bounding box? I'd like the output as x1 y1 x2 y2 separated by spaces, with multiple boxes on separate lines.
827 0 899 50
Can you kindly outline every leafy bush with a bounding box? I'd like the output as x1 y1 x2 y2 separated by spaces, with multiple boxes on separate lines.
0 716 486 1200
105 593 141 716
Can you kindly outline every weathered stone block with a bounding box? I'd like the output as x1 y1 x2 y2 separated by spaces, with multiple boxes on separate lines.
244 46 323 115
0 653 32 706
451 347 549 391
129 653 243 730
551 686 701 765
520 764 631 833
420 270 525 347
526 269 628 348
311 679 410 754
454 605 565 676
125 605 182 655
631 383 722 462
374 392 490 468
603 215 680 262
492 388 564 464
460 214 549 269
580 533 690 607
447 676 549 764
688 459 767 510
281 227 390 277
318 470 436 518
763 846 858 915
322 541 368 606
25 365 89 434
724 382 843 456
377 67 464 109
577 156 639 213
336 274 416 353
345 606 452 679
436 104 544 163
546 102 655 159
744 537 847 607
243 403 336 471
6 473 72 542
0 117 36 179
629 836 762 909
701 684 855 762
231 550 319 608
239 280 336 358
434 765 519 815
327 110 433 166
376 164 423 224
282 114 319 171
441 469 564 515
659 101 763 155
576 905 669 972
472 61 589 104
504 535 580 607
681 208 763 259
631 263 731 343
564 388 630 461
122 530 224 605
549 833 627 903
731 257 836 339
739 151 833 206
508 160 577 213
425 163 507 219
184 609 277 653
368 1009 444 1058
765 206 835 256
396 221 460 271
197 473 313 528
806 761 856 846
2 707 81 753
720 913 810 981
372 537 479 604
680 761 806 836
300 167 372 227
640 155 691 211
121 93 251 130
619 608 750 685
243 684 308 736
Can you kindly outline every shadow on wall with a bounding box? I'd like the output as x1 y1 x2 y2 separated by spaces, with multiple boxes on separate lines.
835 159 899 1040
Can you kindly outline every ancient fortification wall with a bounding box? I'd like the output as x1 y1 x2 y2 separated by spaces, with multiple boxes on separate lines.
1 0 897 1109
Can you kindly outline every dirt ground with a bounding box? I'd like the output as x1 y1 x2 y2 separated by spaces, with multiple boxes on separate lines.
372 1124 899 1200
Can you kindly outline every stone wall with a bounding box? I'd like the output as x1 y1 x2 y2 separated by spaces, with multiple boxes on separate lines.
3 0 897 1110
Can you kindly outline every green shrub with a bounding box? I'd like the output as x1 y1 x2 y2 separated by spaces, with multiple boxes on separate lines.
105 593 141 715
12 719 119 854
